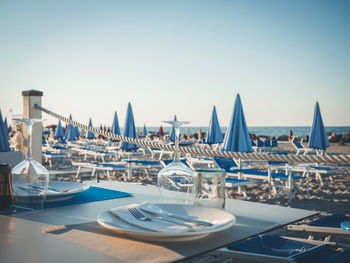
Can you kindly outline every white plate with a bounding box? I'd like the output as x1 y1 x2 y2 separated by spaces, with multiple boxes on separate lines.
97 203 236 242
14 181 90 203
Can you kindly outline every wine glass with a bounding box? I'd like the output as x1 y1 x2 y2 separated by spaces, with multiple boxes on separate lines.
157 120 195 204
11 118 49 209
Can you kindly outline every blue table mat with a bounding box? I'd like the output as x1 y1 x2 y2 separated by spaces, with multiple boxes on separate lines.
0 186 132 215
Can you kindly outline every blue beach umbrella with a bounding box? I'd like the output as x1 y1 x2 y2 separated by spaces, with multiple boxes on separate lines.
206 106 223 145
222 94 252 152
65 114 76 141
0 110 10 152
110 111 121 142
65 124 76 141
169 115 177 142
0 110 6 152
309 102 329 150
121 102 138 151
3 116 10 151
4 117 9 142
54 120 65 139
87 118 95 139
74 125 80 138
142 124 147 138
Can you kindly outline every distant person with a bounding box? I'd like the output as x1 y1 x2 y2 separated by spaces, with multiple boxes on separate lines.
198 128 203 143
11 123 27 158
288 130 293 142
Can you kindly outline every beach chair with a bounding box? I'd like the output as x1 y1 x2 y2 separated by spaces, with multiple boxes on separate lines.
123 159 163 178
218 234 350 263
212 157 256 198
186 156 216 168
291 137 313 155
82 149 116 162
288 163 339 186
73 161 129 181
287 213 350 242
147 147 174 160
42 152 69 168
214 157 304 202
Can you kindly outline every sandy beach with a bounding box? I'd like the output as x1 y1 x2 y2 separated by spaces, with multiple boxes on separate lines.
50 141 350 216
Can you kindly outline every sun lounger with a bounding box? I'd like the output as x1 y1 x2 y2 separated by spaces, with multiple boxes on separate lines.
42 152 69 168
287 213 350 242
288 163 339 186
211 157 256 198
218 234 350 263
123 159 163 178
214 157 304 202
291 137 314 155
147 147 174 160
73 161 128 181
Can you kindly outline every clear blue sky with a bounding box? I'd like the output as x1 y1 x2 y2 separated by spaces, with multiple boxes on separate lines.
1 0 349 128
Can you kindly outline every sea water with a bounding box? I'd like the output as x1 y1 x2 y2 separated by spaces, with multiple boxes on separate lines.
143 126 350 138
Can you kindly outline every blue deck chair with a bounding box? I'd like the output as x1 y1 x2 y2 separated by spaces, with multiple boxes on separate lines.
291 137 313 155
42 152 69 168
73 161 129 181
271 139 278 148
214 157 304 202
220 234 350 263
287 213 350 241
264 139 271 147
212 157 256 198
123 159 163 178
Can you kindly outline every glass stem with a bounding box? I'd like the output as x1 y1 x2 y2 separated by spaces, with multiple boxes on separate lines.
26 122 33 160
174 126 180 161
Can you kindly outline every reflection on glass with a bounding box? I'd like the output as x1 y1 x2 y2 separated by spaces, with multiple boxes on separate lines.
11 118 49 209
157 120 195 204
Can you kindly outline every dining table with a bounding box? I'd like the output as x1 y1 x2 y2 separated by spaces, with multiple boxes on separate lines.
0 180 318 263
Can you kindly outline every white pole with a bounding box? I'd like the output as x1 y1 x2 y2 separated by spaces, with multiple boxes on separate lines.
22 90 43 163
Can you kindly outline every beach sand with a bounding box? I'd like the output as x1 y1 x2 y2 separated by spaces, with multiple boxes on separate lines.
51 141 350 215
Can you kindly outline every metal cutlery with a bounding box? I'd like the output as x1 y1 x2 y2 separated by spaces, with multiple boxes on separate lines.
128 205 195 229
140 202 213 227
128 206 152 221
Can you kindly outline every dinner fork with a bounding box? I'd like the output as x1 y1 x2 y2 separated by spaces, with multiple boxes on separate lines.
128 206 152 221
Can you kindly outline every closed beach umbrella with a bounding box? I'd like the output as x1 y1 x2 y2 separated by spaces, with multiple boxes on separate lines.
0 110 10 152
110 111 121 142
65 125 76 141
74 125 80 138
0 110 7 152
169 115 177 142
54 120 64 139
222 94 252 152
206 106 223 145
121 102 138 151
309 102 329 150
87 118 95 139
4 117 9 144
65 114 76 141
142 124 147 138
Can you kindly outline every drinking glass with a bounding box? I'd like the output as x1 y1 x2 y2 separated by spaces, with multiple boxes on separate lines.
194 168 226 209
157 120 195 204
11 118 49 209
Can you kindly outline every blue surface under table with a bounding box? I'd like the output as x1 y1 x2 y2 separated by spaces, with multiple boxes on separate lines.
1 186 131 214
